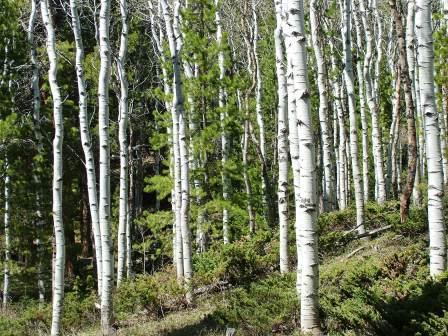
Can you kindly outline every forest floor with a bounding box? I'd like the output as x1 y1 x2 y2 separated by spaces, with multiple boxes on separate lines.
80 229 448 335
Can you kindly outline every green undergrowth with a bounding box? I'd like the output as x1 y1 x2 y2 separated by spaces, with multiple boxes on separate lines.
3 203 448 336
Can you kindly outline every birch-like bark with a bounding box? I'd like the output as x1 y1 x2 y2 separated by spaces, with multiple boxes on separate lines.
329 46 347 210
41 1 65 334
354 5 369 201
161 0 192 301
98 0 114 332
416 0 447 276
3 158 10 310
274 0 288 273
283 2 301 293
360 0 386 203
310 0 334 211
252 0 274 226
341 0 365 235
69 0 102 295
116 0 129 287
28 0 46 305
215 0 230 244
284 0 320 333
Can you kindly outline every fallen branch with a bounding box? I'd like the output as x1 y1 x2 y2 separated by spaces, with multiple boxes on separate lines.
356 225 393 239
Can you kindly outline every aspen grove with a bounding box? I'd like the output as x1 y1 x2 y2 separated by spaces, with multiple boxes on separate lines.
1 0 448 335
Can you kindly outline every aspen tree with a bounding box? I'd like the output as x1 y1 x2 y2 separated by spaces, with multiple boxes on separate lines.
416 0 447 276
69 0 103 295
284 0 321 332
97 0 114 332
341 0 365 234
41 0 65 334
274 0 289 274
116 0 129 287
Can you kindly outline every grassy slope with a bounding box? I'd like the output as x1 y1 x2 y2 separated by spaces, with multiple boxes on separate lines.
78 231 448 336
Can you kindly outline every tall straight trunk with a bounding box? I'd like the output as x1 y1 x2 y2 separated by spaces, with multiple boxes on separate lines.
416 0 447 276
329 48 347 210
161 0 192 301
389 0 417 222
116 0 129 287
98 0 113 333
215 0 230 245
283 11 302 295
341 0 365 235
3 158 10 310
28 0 46 305
252 0 274 226
353 6 369 201
69 0 103 295
274 0 288 273
359 0 386 203
310 0 334 211
284 0 320 333
41 1 65 334
389 68 402 198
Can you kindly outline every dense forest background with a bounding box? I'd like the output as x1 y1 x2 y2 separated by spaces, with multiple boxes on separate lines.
0 0 448 335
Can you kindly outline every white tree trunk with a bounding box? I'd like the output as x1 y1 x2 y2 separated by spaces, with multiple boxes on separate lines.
98 0 114 333
161 0 192 301
359 0 386 203
41 1 65 334
284 0 320 333
69 0 103 296
416 0 447 276
116 0 129 287
310 0 334 211
353 6 369 201
341 0 365 234
3 158 10 310
274 0 289 273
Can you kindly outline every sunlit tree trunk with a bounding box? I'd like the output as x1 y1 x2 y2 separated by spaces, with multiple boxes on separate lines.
310 0 334 211
41 1 65 334
360 0 386 203
69 0 102 295
353 5 369 201
284 0 321 333
416 0 447 276
116 0 129 287
98 0 114 332
274 0 288 273
161 0 192 302
3 158 10 310
341 0 365 234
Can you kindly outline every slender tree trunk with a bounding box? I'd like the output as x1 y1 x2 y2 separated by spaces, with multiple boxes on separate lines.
161 0 192 301
252 1 274 226
116 0 129 287
3 158 10 310
353 5 369 201
416 0 447 276
389 0 417 222
341 0 365 235
310 0 334 211
98 0 114 332
274 0 289 273
41 1 65 334
69 0 103 296
360 0 386 203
